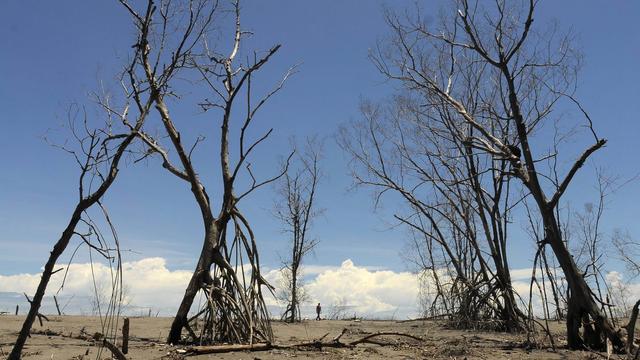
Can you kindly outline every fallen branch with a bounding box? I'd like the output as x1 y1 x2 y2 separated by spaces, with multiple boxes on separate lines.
332 328 347 343
184 342 271 354
102 338 127 360
398 314 453 323
348 332 424 346
184 329 425 355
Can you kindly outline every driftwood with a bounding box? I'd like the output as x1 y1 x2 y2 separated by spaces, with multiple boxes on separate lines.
30 328 128 359
398 314 453 323
102 339 127 360
183 329 424 355
185 343 271 354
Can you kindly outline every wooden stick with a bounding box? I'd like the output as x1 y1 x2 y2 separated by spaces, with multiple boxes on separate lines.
122 317 130 354
53 296 62 316
15 305 18 315
332 328 347 342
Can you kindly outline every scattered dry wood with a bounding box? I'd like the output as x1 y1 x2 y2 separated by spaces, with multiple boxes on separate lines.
183 328 424 355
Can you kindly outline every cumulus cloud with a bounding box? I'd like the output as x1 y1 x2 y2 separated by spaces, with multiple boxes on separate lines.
0 258 192 315
0 257 421 318
263 259 421 319
3 257 636 320
305 259 419 318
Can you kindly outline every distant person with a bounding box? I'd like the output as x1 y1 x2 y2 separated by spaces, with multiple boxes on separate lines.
315 303 322 320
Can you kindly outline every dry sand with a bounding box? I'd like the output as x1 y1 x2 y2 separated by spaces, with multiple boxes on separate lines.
0 315 606 359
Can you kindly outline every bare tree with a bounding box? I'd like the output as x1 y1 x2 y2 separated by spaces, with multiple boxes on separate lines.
7 4 172 350
341 97 525 331
118 0 295 344
274 139 322 323
9 85 151 359
363 0 622 350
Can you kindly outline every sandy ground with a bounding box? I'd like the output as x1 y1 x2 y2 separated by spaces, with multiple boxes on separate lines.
0 315 609 359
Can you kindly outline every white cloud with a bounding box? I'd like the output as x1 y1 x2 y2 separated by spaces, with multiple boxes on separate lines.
304 259 419 318
0 272 41 295
2 257 637 320
0 257 421 318
0 258 192 315
260 259 421 319
510 268 536 281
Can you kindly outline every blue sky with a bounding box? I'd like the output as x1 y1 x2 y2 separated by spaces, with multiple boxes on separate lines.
1 0 639 279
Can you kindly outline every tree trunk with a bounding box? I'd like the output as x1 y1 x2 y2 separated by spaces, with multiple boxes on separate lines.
289 273 298 323
9 207 83 360
501 283 524 332
167 225 218 344
541 208 623 350
491 249 526 331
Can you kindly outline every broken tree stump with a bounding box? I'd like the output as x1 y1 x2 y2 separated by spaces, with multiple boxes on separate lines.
122 317 130 354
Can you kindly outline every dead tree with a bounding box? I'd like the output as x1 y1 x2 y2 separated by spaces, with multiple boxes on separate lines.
367 0 623 350
119 0 294 344
274 139 322 323
9 83 151 359
8 7 164 349
340 98 526 331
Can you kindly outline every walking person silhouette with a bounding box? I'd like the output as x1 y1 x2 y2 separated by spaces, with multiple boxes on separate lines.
315 303 321 320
